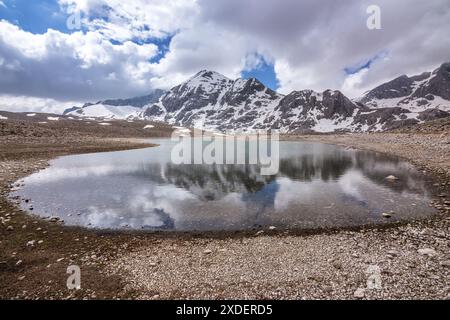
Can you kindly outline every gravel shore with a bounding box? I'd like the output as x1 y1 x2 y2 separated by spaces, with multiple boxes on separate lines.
0 121 449 300
111 132 449 300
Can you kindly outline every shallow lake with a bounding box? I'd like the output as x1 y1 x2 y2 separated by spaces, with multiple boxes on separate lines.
12 139 436 231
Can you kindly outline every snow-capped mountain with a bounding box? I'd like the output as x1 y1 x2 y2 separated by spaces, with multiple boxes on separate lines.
141 70 283 131
139 70 448 132
65 65 450 133
360 62 450 112
64 89 165 119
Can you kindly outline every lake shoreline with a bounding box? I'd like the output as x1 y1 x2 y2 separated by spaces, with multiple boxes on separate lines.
1 130 449 299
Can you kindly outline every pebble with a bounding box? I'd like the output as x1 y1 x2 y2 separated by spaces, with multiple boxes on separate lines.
203 249 213 255
440 260 450 268
418 248 437 257
322 286 333 293
385 175 399 181
387 250 400 257
354 288 365 299
26 240 36 247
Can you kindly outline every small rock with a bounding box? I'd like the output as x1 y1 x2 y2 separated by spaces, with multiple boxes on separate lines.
203 249 213 255
382 212 392 218
18 276 25 281
268 226 276 231
26 240 36 247
6 226 14 231
332 261 342 269
418 248 437 257
387 250 400 257
322 286 333 293
385 175 399 181
354 288 365 299
16 260 23 266
440 260 450 268
49 216 60 222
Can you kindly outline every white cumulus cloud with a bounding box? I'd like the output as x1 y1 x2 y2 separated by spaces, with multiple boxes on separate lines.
0 0 449 112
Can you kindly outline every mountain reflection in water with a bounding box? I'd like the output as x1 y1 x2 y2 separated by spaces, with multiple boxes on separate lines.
12 140 436 231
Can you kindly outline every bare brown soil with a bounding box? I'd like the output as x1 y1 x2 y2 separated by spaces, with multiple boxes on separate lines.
0 116 449 300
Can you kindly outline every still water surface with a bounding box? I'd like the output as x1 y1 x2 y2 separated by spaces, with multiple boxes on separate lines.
12 140 436 231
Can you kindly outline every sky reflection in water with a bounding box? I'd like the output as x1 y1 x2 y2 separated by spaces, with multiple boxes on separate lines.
13 140 436 231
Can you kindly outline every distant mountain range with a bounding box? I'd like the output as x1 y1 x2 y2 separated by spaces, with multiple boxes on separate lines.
64 63 450 133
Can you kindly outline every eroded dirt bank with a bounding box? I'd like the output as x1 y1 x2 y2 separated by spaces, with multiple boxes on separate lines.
0 126 449 300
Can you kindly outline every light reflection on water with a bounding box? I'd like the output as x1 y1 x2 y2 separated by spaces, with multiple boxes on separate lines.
12 140 436 231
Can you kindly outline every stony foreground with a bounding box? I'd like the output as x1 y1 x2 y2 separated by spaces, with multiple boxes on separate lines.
0 127 449 299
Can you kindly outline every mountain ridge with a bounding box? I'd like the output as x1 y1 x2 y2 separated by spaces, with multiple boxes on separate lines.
64 64 450 133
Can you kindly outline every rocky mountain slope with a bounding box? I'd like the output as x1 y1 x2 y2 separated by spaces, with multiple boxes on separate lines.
64 65 450 133
360 62 450 112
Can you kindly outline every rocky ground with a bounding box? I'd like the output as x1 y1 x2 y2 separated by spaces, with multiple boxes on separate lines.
0 117 449 300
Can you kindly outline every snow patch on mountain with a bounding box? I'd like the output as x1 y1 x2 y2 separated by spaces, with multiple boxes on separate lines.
361 62 450 112
64 65 450 133
71 104 142 119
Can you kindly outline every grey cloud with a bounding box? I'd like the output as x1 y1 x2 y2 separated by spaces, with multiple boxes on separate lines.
0 0 449 108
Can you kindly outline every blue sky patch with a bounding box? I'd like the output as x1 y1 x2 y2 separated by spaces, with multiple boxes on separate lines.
241 57 279 91
0 0 72 34
345 51 388 75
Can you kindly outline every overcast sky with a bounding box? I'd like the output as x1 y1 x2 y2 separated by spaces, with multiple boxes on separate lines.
0 0 449 113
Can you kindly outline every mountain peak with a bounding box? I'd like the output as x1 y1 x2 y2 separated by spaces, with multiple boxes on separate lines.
361 62 450 110
66 63 449 133
190 70 231 82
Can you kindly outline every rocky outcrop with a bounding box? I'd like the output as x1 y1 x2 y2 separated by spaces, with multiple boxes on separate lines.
360 62 450 112
66 64 450 133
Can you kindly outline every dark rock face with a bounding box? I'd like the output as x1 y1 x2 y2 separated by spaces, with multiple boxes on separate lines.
361 62 450 111
70 64 450 133
62 106 81 115
361 75 415 102
321 90 362 118
353 107 414 131
417 108 450 121
139 68 449 133
413 63 450 100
